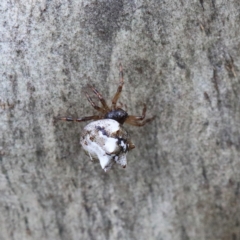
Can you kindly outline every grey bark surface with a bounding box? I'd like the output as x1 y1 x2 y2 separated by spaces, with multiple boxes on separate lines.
0 0 240 239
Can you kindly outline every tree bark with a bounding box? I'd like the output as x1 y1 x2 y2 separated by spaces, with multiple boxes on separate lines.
1 1 240 239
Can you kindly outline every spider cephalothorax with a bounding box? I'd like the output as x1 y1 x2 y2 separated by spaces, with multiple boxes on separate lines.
57 64 155 171
104 108 128 124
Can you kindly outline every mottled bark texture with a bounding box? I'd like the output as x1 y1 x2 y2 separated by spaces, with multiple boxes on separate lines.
0 1 240 240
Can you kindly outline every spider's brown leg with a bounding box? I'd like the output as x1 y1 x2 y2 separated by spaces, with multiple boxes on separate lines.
116 101 124 109
56 115 102 122
129 103 147 121
127 140 135 150
111 63 124 110
88 85 110 111
125 104 155 126
85 92 106 113
125 116 155 126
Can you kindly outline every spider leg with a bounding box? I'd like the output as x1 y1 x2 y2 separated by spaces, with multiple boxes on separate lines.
111 63 124 110
125 103 146 123
85 92 106 113
56 115 102 122
127 140 135 150
125 104 155 126
125 116 155 126
88 85 110 111
116 101 123 109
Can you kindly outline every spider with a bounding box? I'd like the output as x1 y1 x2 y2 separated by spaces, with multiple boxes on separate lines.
57 64 154 126
57 64 155 172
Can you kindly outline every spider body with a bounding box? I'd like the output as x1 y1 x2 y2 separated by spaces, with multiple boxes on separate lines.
57 64 154 172
80 119 130 171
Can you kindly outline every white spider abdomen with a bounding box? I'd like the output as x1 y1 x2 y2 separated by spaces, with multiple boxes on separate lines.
80 119 134 172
